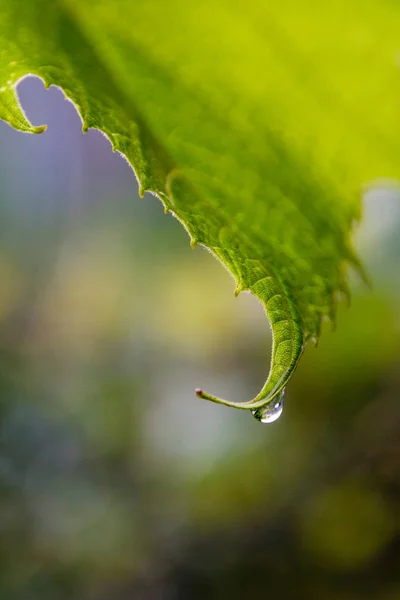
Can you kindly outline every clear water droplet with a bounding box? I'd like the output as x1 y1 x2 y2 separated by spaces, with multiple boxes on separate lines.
252 389 285 424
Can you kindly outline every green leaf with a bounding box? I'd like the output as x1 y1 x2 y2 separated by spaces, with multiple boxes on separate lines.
0 0 398 415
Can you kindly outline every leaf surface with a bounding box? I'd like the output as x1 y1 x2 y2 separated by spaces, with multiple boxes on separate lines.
0 0 399 412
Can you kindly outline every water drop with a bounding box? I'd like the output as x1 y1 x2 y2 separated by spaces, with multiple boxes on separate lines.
252 389 285 424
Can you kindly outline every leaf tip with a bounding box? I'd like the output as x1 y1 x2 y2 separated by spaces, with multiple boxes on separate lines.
32 124 47 134
234 283 244 297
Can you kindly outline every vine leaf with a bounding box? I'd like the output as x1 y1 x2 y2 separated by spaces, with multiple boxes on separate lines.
0 0 399 414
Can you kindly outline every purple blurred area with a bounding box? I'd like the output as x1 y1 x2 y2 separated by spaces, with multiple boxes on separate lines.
0 77 399 600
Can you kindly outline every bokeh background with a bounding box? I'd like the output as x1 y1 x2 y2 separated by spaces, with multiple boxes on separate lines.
0 77 399 599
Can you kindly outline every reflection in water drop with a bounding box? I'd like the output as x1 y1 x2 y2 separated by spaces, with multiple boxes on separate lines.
252 389 285 424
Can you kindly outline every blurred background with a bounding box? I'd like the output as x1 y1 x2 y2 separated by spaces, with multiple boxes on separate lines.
0 77 399 600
